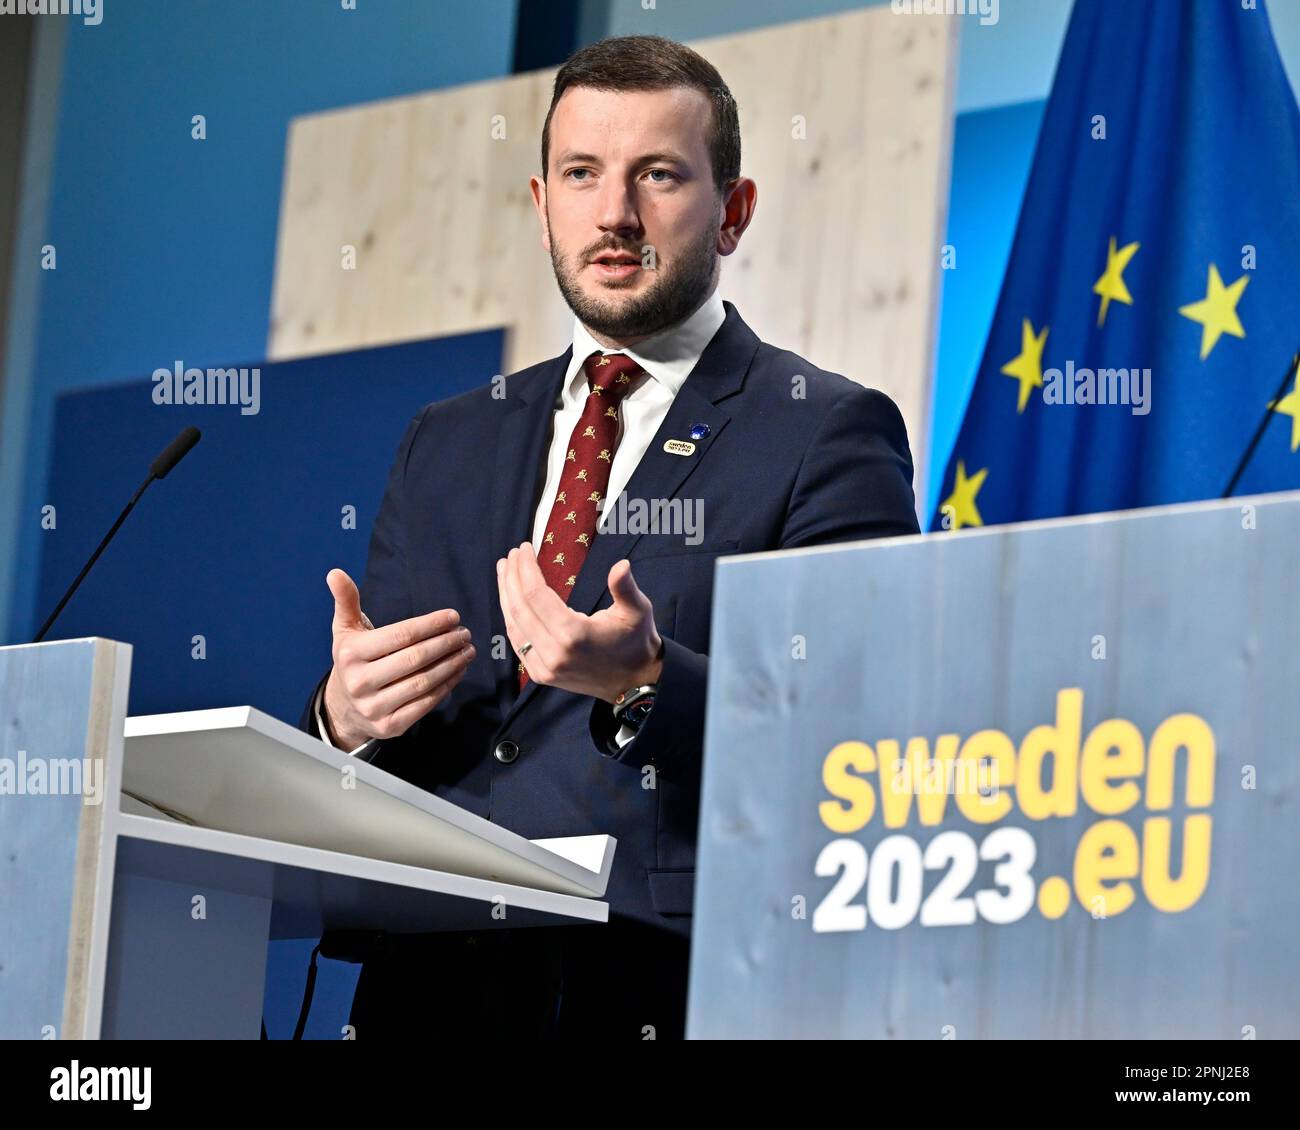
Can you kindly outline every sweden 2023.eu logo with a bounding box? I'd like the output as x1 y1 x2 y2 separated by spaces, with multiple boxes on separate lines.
813 688 1213 931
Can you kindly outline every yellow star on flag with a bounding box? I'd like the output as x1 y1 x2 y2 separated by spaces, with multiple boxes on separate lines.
1267 357 1300 452
942 460 988 530
1001 318 1049 413
1178 264 1248 360
1093 236 1140 326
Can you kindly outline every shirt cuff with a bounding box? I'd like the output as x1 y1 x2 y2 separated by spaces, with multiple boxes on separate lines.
590 704 642 756
313 683 380 758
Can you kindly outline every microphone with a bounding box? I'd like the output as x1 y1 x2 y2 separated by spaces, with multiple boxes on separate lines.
33 426 202 643
1222 346 1300 499
150 425 201 479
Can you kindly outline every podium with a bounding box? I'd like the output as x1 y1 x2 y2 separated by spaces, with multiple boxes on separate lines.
0 639 613 1039
690 492 1300 1038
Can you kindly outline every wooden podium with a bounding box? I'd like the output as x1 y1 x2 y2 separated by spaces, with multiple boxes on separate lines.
689 492 1300 1038
0 638 613 1039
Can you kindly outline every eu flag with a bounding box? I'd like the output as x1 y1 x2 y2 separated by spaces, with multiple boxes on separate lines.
931 0 1300 531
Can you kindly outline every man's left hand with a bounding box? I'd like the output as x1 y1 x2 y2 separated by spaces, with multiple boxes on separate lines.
497 542 663 703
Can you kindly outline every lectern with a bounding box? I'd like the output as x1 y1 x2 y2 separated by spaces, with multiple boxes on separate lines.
0 639 613 1039
690 491 1300 1038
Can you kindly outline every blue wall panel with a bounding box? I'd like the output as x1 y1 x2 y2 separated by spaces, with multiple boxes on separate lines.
39 332 503 723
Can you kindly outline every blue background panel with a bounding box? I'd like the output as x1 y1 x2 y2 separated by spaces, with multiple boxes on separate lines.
39 332 503 721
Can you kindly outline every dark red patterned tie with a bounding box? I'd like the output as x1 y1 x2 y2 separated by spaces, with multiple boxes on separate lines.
518 351 641 688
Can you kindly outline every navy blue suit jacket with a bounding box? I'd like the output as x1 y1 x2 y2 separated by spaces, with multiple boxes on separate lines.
300 300 919 938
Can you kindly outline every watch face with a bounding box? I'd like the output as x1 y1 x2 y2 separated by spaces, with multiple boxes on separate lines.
615 686 657 730
625 696 655 726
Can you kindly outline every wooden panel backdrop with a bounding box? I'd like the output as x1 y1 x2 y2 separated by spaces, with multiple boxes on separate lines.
268 7 956 507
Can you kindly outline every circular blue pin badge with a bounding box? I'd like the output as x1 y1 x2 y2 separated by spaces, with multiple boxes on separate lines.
689 422 710 441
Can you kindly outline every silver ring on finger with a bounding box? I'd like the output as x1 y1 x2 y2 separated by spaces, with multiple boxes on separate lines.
519 641 533 658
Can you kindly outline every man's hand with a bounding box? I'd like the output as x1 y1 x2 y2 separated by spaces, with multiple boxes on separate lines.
497 542 663 703
322 568 475 749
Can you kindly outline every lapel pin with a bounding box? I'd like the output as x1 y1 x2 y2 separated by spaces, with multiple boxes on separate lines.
689 423 710 440
663 439 696 457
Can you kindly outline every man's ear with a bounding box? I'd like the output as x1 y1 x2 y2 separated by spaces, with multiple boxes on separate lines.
529 174 551 253
717 176 758 256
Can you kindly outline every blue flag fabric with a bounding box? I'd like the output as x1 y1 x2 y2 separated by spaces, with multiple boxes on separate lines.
931 0 1300 532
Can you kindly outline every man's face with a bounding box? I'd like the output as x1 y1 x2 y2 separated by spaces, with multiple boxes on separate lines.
532 85 724 342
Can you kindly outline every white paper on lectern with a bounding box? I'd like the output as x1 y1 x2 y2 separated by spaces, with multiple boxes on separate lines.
122 706 613 898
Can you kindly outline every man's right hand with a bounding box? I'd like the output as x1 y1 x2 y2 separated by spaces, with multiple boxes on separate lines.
322 568 475 749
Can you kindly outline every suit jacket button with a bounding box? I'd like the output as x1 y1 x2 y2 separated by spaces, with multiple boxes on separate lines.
493 740 520 764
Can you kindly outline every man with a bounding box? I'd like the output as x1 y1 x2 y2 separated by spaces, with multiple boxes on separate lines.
300 33 919 1039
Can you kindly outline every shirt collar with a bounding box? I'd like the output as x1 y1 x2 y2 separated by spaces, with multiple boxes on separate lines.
562 284 727 405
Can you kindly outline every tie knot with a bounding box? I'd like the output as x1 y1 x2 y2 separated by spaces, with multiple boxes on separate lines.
583 351 642 400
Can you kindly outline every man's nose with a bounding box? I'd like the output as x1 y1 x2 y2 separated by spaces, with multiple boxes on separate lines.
594 177 641 236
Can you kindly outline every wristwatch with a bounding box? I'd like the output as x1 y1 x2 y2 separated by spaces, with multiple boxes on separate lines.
612 683 658 733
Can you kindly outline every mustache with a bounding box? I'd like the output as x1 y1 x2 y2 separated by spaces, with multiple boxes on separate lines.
584 242 645 263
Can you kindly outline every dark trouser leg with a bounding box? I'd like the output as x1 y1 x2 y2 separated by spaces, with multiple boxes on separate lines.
347 929 564 1041
346 920 690 1041
552 919 691 1040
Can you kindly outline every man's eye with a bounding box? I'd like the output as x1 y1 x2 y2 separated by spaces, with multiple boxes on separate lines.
565 168 591 182
645 169 677 183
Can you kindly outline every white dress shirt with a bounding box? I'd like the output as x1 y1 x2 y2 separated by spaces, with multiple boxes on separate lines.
318 284 728 755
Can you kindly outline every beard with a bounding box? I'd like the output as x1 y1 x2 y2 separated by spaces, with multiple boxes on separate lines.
549 217 718 340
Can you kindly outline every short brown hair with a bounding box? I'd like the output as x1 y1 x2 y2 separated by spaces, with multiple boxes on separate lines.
541 35 740 193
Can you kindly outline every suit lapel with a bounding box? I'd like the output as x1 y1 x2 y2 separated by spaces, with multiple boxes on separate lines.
488 348 570 560
565 388 727 617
